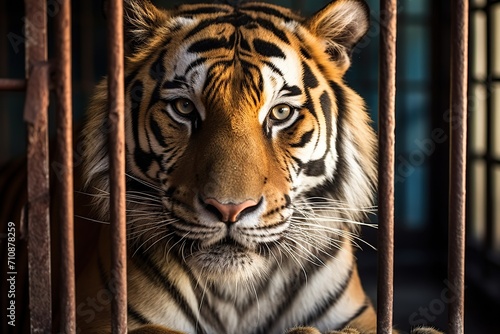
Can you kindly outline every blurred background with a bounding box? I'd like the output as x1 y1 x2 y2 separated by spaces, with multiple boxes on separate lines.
0 0 498 332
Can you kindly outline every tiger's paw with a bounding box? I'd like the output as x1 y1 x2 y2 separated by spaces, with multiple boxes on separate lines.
129 325 186 334
286 327 322 334
327 328 362 334
410 327 444 334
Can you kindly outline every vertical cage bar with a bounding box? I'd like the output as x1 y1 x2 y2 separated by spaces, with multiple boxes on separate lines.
377 0 397 333
448 0 468 333
107 0 127 332
54 0 75 333
484 0 494 259
23 0 51 332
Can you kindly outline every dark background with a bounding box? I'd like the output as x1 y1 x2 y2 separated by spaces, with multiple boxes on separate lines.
1 0 498 332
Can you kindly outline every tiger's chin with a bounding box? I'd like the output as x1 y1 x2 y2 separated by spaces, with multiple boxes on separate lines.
185 242 270 284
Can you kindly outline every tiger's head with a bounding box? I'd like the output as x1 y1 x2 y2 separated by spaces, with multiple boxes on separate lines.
82 0 376 284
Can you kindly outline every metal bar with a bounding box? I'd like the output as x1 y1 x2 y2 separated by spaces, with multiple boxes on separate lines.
0 78 27 91
484 0 494 259
107 0 127 332
54 0 75 333
23 0 51 332
376 0 397 333
448 0 468 333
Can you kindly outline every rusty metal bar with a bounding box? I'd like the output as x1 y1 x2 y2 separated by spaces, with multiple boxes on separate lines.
54 0 75 333
0 78 27 91
376 0 397 333
107 0 127 332
23 0 51 332
448 0 468 333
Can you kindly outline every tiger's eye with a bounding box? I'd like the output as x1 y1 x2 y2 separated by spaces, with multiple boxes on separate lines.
173 98 195 115
270 104 293 122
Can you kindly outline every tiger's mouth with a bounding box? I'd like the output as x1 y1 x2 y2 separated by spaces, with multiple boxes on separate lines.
168 220 268 252
199 238 249 259
165 216 284 279
183 237 272 282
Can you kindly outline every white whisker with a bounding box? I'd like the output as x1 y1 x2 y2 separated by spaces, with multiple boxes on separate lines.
75 214 109 225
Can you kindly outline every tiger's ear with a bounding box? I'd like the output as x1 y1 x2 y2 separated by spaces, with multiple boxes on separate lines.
123 0 168 54
306 0 370 71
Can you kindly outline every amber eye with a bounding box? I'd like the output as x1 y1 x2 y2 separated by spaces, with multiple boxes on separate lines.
172 98 196 116
269 104 293 122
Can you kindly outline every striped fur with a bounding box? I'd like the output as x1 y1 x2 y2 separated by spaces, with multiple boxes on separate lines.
77 1 378 333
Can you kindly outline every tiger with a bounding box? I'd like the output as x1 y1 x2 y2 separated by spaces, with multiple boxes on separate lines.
0 0 442 333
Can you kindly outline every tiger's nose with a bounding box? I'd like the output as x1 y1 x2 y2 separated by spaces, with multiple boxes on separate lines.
204 198 259 223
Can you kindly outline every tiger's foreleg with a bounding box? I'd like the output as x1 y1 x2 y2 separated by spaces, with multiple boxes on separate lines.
128 325 187 334
286 326 444 334
286 327 368 334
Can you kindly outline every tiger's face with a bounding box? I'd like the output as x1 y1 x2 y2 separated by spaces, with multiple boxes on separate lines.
83 0 376 284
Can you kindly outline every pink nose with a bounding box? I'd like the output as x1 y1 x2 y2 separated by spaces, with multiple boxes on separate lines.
204 198 259 223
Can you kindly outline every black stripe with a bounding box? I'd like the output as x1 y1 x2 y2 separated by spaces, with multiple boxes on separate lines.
304 159 326 177
125 38 171 87
134 148 155 175
145 73 168 160
164 251 227 334
241 60 264 92
128 304 149 325
147 78 164 110
300 266 355 326
302 61 319 88
303 89 333 177
241 74 261 106
202 60 233 95
300 46 312 60
284 194 291 207
130 80 144 144
241 5 296 23
253 38 286 58
149 50 167 82
336 298 371 330
253 243 342 334
127 177 158 195
132 250 204 332
302 87 317 119
254 17 290 44
329 80 350 200
291 129 314 148
127 79 153 175
320 90 333 148
188 34 235 54
177 6 232 16
125 68 140 89
163 79 185 90
183 15 233 40
150 116 169 148
282 84 302 97
239 36 251 51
